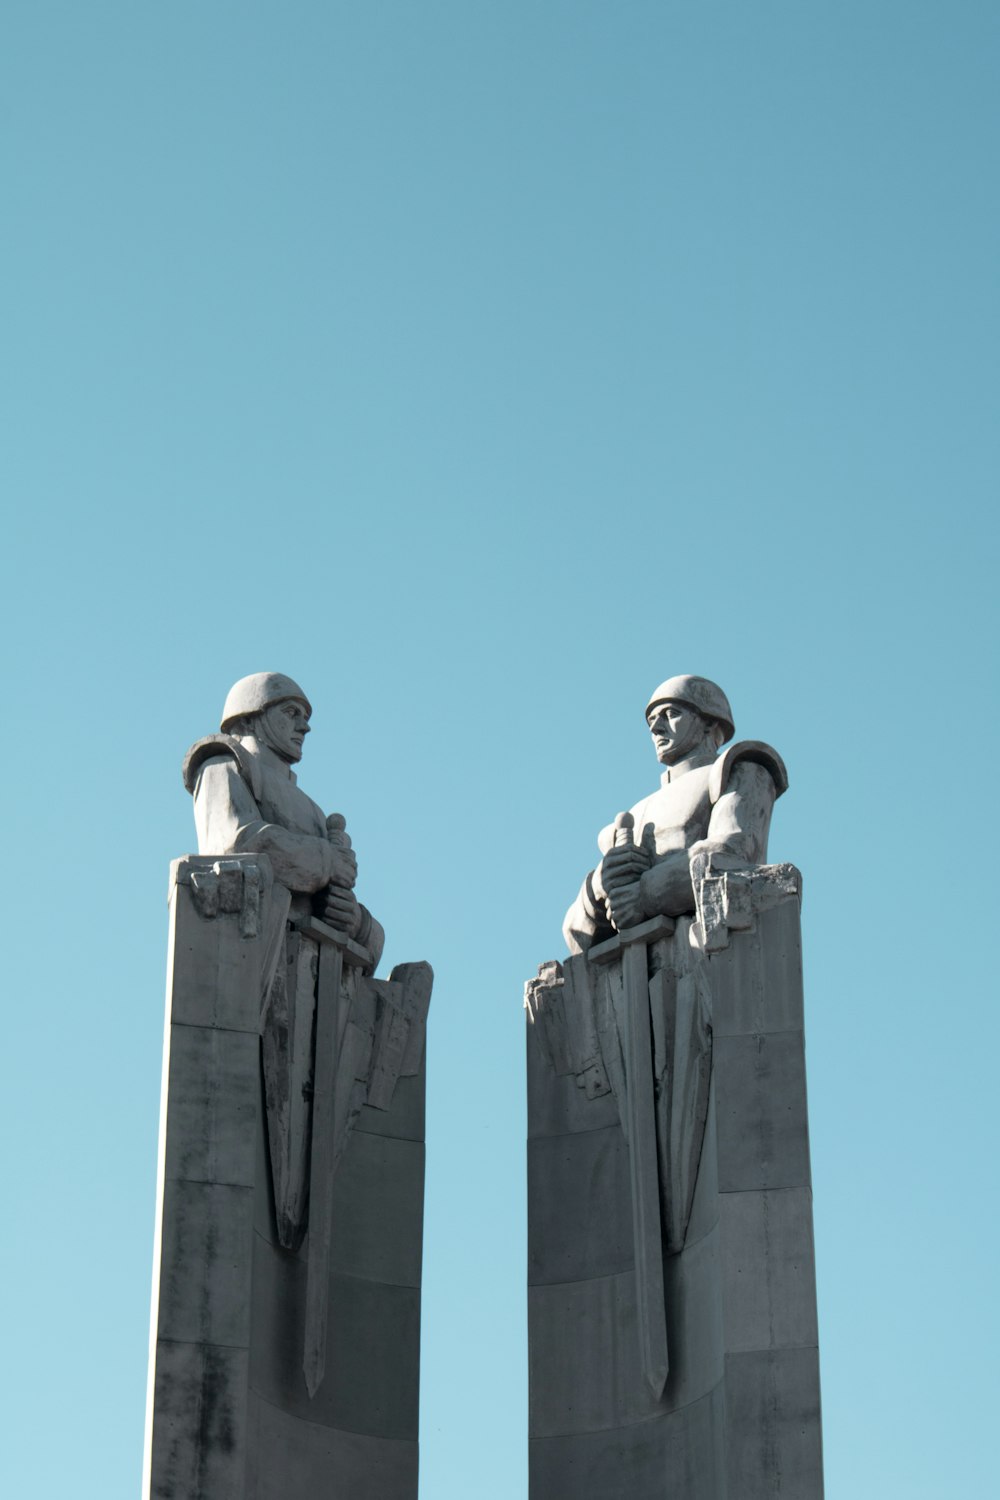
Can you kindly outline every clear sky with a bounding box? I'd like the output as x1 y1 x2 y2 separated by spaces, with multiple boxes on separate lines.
2 3 997 1495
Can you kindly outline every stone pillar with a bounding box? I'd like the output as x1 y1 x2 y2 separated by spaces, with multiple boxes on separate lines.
145 855 430 1500
708 869 823 1498
525 866 822 1499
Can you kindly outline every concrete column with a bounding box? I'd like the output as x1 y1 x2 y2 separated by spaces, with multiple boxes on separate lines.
526 868 822 1499
709 888 823 1498
145 856 429 1499
144 856 263 1500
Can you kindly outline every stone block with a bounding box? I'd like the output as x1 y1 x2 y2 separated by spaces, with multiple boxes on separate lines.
528 1125 633 1285
527 1022 621 1138
148 1340 249 1500
714 1031 811 1193
529 1227 724 1437
164 1024 260 1188
167 883 262 1034
245 1394 418 1500
356 1073 426 1143
719 1187 818 1353
707 900 803 1038
252 1129 425 1288
328 1132 425 1286
682 1084 720 1248
725 1346 824 1498
529 1379 727 1500
157 1180 255 1348
249 1237 421 1440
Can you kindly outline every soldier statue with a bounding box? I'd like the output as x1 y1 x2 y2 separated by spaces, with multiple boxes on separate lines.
564 674 787 953
182 671 384 1249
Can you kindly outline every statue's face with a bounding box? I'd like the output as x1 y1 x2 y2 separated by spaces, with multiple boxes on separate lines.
256 699 312 763
646 700 708 766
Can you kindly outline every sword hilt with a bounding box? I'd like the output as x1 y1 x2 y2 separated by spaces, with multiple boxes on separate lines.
613 810 635 849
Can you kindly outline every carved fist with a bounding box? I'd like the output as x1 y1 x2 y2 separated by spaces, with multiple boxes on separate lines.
327 846 357 889
599 824 654 899
321 885 361 936
606 878 645 933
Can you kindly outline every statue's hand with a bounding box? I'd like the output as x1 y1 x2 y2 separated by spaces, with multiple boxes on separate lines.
599 825 654 897
327 845 357 889
321 885 361 936
606 878 645 933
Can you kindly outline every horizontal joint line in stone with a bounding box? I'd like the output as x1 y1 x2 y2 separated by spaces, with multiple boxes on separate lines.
250 1383 420 1445
252 1227 422 1289
529 1220 718 1290
170 1020 262 1039
165 1172 258 1190
716 1184 814 1198
528 1120 631 1142
531 1376 726 1440
154 1333 251 1354
717 1179 813 1194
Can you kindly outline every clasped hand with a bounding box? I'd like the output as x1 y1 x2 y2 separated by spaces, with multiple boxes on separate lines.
599 829 654 932
322 825 359 934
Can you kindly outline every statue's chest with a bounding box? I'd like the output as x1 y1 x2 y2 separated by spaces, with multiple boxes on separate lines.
257 767 327 839
631 769 713 854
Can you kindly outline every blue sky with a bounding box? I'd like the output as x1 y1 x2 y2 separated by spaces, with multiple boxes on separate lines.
2 4 997 1495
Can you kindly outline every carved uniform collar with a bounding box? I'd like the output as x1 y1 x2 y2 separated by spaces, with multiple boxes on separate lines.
241 735 299 783
659 746 717 786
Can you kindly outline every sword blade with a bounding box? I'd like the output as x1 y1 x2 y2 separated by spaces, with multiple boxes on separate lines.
302 937 344 1398
621 938 669 1398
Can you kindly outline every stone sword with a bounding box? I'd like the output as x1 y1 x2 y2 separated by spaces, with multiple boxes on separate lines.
302 813 356 1399
612 811 670 1399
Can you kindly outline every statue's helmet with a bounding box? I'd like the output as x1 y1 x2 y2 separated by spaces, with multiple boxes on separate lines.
220 672 312 732
644 675 735 744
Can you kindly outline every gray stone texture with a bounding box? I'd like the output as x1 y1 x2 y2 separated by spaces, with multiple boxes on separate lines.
145 858 428 1499
527 878 822 1498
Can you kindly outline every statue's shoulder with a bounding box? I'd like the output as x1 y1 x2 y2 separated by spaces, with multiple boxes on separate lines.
709 741 788 803
182 734 264 802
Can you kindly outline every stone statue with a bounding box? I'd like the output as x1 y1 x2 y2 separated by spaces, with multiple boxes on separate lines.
564 674 787 952
182 671 387 1252
525 674 822 1500
185 671 383 966
146 673 432 1496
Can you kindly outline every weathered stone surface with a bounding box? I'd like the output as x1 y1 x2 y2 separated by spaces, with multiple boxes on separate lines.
163 1024 259 1188
724 1347 823 1499
249 1238 421 1439
705 893 803 1036
530 1381 728 1500
529 1227 724 1436
526 1022 622 1138
325 1132 426 1286
149 1341 250 1500
245 1394 418 1500
166 865 265 1034
528 1126 633 1285
356 1073 427 1143
714 1030 811 1193
157 1179 255 1347
719 1187 818 1353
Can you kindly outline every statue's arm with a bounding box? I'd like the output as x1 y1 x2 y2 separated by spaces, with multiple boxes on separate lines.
693 759 777 865
193 758 342 893
355 907 385 973
563 870 615 955
635 762 780 921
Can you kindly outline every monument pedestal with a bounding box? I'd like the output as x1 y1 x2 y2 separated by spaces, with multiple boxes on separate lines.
526 865 822 1499
144 855 430 1500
